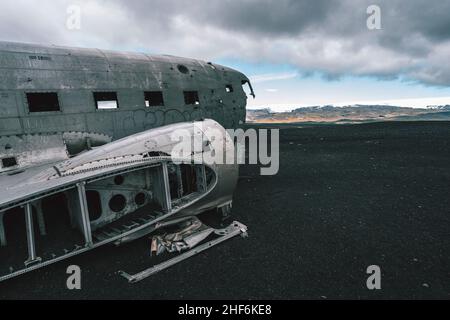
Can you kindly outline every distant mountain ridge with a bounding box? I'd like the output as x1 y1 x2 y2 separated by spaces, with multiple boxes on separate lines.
246 105 450 123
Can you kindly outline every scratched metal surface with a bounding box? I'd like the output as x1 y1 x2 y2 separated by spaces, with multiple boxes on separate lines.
0 42 246 282
0 119 236 213
0 41 249 139
0 40 251 178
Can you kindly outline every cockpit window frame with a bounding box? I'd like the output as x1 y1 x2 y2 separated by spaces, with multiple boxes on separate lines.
241 80 255 98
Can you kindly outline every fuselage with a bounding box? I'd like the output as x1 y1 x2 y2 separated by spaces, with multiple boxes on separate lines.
0 41 250 282
0 41 254 172
0 41 252 139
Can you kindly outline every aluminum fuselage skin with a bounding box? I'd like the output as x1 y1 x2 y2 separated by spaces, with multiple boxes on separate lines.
0 41 250 139
0 42 251 282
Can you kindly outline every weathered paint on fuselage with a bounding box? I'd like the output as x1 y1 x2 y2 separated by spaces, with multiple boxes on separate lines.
0 42 249 282
0 41 250 140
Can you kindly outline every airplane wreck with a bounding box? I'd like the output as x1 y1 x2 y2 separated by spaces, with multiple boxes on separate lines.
0 41 254 282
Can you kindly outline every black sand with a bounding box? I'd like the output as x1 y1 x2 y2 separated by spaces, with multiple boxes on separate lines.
1 121 449 299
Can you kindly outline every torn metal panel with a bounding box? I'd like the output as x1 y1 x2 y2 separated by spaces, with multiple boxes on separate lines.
151 217 215 254
118 221 248 283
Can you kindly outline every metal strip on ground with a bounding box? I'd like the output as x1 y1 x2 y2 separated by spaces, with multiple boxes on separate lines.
118 221 248 283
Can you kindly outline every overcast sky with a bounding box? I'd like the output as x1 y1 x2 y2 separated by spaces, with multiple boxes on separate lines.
1 0 450 110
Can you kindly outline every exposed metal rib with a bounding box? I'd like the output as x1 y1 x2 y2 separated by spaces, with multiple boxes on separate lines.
24 203 41 266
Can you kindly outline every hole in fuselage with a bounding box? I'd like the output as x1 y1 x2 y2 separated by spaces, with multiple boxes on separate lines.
168 164 199 200
26 92 60 112
1 157 17 168
134 193 146 206
86 190 102 221
177 64 189 74
109 195 126 213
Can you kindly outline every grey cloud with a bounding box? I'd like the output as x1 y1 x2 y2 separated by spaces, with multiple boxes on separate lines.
0 0 450 87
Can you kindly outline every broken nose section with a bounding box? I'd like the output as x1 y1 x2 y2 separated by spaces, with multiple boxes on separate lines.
117 218 248 283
